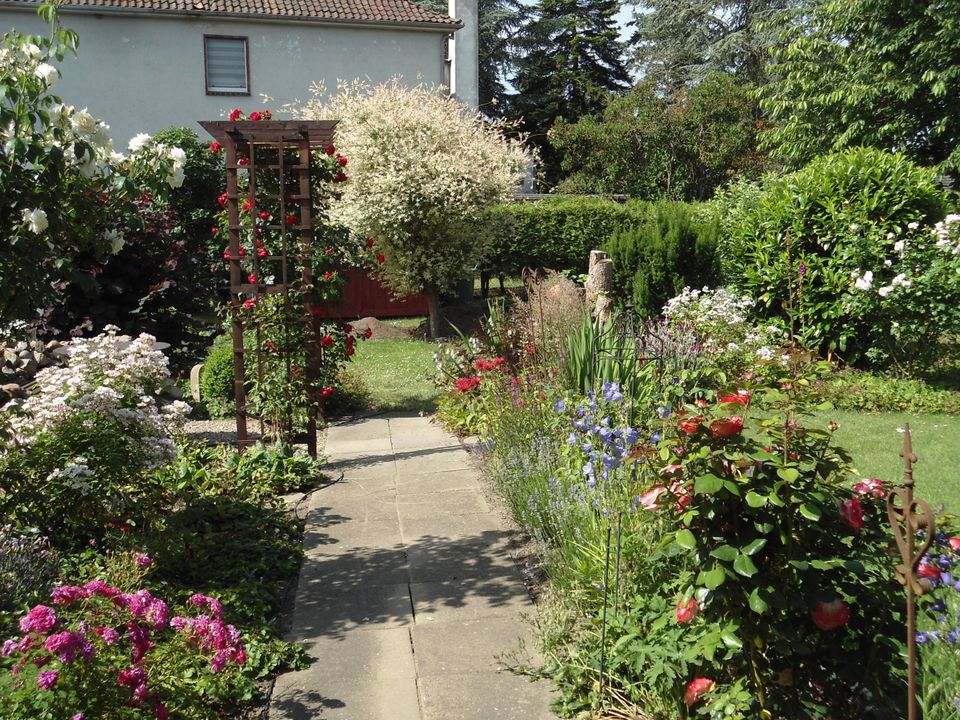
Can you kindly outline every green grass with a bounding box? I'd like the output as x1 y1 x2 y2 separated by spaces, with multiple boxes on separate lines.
810 410 960 509
343 338 439 413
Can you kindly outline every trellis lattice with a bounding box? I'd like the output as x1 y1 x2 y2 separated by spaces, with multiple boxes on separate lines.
200 120 336 458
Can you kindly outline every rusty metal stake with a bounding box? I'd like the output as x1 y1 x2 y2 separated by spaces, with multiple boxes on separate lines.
886 424 936 720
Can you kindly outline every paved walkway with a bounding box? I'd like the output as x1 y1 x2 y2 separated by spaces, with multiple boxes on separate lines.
270 413 557 720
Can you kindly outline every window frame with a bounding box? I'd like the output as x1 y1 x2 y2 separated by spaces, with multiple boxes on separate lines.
203 34 250 96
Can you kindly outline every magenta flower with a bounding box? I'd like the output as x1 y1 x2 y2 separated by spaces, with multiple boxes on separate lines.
37 670 58 690
19 605 57 634
84 580 119 598
44 630 83 662
51 585 89 606
134 553 152 568
94 626 120 646
117 665 148 688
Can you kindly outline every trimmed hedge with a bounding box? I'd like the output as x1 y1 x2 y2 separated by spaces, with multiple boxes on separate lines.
485 197 653 276
200 335 234 408
605 202 720 316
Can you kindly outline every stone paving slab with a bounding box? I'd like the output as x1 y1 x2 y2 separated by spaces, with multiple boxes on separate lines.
270 413 557 720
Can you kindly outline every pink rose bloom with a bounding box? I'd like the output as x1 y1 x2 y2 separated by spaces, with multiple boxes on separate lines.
839 498 865 532
44 630 83 662
19 605 57 634
134 553 152 568
51 585 89 605
684 677 715 706
637 485 667 511
84 580 119 598
117 666 148 688
852 478 887 498
948 536 960 553
811 598 851 631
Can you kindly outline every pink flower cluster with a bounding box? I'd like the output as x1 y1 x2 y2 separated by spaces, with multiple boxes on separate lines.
3 579 244 714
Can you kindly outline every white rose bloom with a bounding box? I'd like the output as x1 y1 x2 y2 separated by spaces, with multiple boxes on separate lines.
854 270 873 291
105 229 125 254
907 221 919 230
34 62 58 85
21 208 48 233
878 286 893 297
128 132 152 152
24 43 42 59
71 108 96 137
167 146 187 168
894 239 905 253
166 166 185 188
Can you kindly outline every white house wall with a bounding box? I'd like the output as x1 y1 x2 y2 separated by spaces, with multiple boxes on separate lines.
4 9 449 145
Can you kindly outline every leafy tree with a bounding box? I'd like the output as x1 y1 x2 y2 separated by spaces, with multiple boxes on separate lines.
297 81 528 337
509 0 631 183
628 0 797 91
758 0 960 174
552 73 767 200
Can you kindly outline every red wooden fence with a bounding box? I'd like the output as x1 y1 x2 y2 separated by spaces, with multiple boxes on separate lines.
321 268 429 318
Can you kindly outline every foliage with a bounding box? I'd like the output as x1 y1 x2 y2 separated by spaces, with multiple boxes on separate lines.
552 74 769 200
297 80 528 336
343 338 438 414
757 0 960 174
199 334 234 417
916 526 960 719
0 553 250 719
508 0 631 183
605 202 720 316
40 127 223 364
707 175 768 281
0 5 187 328
0 329 189 549
812 369 960 415
628 0 796 90
159 440 327 504
489 197 651 276
722 147 955 370
0 529 60 625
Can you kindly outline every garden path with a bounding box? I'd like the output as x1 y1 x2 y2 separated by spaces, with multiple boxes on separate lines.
269 412 557 720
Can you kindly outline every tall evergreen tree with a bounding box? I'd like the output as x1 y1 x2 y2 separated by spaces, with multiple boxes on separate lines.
628 1 800 91
508 0 632 184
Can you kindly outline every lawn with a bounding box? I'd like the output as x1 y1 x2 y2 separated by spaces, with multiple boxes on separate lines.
344 338 439 413
810 410 960 509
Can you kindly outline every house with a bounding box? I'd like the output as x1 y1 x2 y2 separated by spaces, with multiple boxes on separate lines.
0 0 479 144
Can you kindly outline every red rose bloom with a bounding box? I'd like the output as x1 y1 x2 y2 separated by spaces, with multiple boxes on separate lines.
364 328 373 339
709 416 743 439
241 200 252 212
851 478 887 498
229 108 242 121
337 156 348 167
222 249 232 260
376 253 386 264
209 141 222 153
918 562 941 580
334 171 347 183
718 391 750 404
238 157 248 166
684 678 715 707
344 324 353 333
676 596 699 624
258 211 270 220
243 299 255 309
678 417 703 435
324 271 334 281
949 537 960 553
321 335 333 348
217 192 228 207
248 273 257 284
325 144 336 156
839 497 865 532
366 238 375 248
248 111 262 121
321 386 334 398
285 215 297 226
257 248 267 257
811 598 850 631
237 246 247 257
346 346 355 356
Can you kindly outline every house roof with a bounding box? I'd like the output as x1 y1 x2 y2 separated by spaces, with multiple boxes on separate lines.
2 0 461 29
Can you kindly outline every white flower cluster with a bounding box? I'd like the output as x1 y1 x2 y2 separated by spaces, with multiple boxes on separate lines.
3 327 190 469
933 214 960 256
851 268 912 296
45 457 94 495
128 133 187 189
663 286 785 365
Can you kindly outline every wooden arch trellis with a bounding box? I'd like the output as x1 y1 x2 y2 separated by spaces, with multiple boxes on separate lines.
199 120 336 458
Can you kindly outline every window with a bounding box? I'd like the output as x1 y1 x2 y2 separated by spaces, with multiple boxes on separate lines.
204 36 249 95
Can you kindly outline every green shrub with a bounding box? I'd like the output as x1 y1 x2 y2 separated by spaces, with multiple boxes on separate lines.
813 369 960 414
605 201 719 316
486 197 652 276
200 335 235 414
722 147 953 369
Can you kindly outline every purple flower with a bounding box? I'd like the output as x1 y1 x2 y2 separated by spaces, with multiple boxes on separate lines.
37 670 58 690
44 630 83 662
51 585 89 606
134 553 152 568
657 405 671 419
554 399 565 413
797 263 808 276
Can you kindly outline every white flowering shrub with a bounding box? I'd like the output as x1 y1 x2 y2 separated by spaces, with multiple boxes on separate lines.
662 286 786 380
0 327 189 548
297 80 530 336
723 147 956 371
0 5 186 326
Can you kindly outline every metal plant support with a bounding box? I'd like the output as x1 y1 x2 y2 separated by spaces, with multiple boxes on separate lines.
199 120 336 458
886 424 936 720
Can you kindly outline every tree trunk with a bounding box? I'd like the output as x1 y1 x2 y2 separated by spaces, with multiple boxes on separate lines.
425 284 442 339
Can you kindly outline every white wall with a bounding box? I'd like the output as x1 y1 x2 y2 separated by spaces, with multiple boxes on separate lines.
448 0 478 110
3 8 449 145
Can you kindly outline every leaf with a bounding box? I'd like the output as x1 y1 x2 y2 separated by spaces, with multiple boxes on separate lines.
675 529 697 550
745 491 766 508
721 632 743 650
694 473 723 494
710 544 738 562
748 588 769 614
740 538 767 556
799 503 822 521
777 467 800 482
733 554 758 577
699 567 726 589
